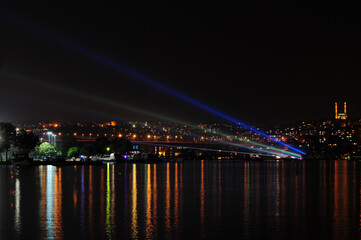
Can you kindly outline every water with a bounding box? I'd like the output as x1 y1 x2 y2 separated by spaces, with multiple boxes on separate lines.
0 160 360 239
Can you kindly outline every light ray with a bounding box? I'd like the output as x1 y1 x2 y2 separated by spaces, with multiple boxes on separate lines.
0 11 306 155
137 142 288 157
138 122 298 157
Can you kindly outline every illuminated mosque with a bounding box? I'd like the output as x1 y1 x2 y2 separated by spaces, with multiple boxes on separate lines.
335 102 347 120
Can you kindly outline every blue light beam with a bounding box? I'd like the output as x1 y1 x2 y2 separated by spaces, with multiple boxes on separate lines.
1 10 305 155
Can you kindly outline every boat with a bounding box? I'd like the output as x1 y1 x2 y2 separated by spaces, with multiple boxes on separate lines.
92 153 116 163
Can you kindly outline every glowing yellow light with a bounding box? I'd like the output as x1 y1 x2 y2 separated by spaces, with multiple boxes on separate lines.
118 134 122 138
58 132 62 136
74 133 77 136
133 134 137 138
147 135 151 139
131 165 138 238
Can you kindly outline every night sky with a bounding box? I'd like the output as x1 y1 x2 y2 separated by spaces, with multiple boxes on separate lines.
1 2 361 125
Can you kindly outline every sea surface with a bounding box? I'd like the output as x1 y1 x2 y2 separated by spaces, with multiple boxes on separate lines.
0 160 360 239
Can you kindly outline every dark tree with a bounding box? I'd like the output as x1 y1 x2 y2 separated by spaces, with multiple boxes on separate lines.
59 135 77 156
111 138 132 155
79 145 95 157
0 122 16 161
14 130 40 155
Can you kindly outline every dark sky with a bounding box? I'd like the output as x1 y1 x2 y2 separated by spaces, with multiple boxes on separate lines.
1 1 361 125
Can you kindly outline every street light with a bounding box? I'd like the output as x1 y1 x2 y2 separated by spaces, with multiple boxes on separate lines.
46 132 57 147
46 131 53 144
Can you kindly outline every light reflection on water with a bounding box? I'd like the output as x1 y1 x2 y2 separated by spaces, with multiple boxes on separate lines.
37 166 63 240
131 164 138 239
105 164 111 239
14 177 21 237
0 160 361 239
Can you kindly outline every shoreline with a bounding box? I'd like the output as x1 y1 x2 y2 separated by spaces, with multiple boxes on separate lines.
1 158 357 166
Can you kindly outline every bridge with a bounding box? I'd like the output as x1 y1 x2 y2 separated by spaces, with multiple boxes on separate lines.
70 136 293 158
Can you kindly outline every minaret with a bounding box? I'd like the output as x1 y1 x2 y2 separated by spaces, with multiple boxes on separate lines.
335 102 338 119
344 102 347 115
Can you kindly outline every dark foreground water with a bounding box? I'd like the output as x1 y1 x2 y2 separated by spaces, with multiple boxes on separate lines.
0 160 360 239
